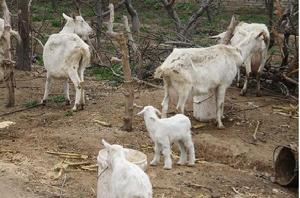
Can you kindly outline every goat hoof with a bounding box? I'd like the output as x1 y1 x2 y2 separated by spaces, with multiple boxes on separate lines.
79 104 84 110
217 125 225 130
256 92 262 97
72 104 79 112
150 161 158 166
187 162 195 167
163 165 172 170
177 161 187 166
65 100 71 106
240 90 246 96
41 100 47 105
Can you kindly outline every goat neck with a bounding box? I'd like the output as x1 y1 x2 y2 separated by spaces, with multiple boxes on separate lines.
143 112 159 138
110 150 126 170
235 35 258 62
60 21 75 34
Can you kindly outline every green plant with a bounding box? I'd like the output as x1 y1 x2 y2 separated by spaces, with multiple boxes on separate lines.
35 54 43 66
64 111 73 117
51 20 61 28
23 100 39 108
50 96 66 103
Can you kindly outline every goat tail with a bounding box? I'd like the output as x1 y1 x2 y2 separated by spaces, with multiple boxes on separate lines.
79 47 91 69
65 47 90 69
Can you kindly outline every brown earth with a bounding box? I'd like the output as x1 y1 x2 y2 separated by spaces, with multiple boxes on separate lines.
0 68 298 198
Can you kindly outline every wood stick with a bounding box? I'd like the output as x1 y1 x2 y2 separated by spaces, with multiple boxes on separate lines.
253 120 261 141
0 103 43 117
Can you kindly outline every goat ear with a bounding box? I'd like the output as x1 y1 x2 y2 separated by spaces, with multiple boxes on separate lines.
209 32 226 39
136 109 145 116
154 108 161 116
102 139 111 149
63 13 72 21
256 31 265 39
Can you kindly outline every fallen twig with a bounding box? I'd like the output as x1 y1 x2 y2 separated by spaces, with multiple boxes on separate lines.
93 119 112 127
133 77 163 89
46 151 88 159
184 182 213 193
0 103 43 117
253 120 261 141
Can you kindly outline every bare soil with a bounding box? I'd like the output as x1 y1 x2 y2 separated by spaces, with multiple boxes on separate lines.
0 68 298 198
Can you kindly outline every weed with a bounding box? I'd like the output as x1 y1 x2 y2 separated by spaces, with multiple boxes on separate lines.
23 100 39 108
50 96 66 103
86 65 123 86
64 111 73 117
51 20 61 28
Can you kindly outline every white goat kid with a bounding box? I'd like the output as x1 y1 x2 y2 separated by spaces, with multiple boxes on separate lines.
102 139 153 198
211 22 270 96
137 106 195 169
155 31 267 129
42 13 92 111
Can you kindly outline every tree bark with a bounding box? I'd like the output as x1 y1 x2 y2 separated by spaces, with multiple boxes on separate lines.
95 0 102 49
160 0 182 32
107 4 134 132
180 0 213 37
265 0 275 48
124 0 140 33
16 0 31 71
0 0 15 107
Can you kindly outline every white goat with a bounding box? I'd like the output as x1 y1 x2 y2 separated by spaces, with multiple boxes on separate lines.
102 139 153 198
155 31 268 129
42 13 92 111
211 22 270 96
137 106 195 169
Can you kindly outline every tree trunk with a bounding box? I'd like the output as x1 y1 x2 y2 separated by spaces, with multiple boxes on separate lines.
118 34 134 131
280 33 290 68
265 0 275 48
16 0 31 71
107 4 134 132
1 0 15 107
96 0 102 49
124 0 140 33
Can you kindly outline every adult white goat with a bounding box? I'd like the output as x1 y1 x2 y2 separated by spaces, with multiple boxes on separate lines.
210 22 270 96
102 139 153 198
137 106 195 169
42 13 92 110
155 31 268 129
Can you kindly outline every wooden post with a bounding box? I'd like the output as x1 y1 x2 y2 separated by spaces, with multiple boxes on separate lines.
107 4 134 131
1 0 15 107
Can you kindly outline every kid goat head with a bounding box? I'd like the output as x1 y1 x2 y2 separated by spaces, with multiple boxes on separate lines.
137 106 161 119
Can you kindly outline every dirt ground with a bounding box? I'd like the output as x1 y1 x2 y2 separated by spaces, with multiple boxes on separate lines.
0 68 298 198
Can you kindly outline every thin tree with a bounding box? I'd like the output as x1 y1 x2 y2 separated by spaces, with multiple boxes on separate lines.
0 0 16 106
16 0 31 71
107 4 134 131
